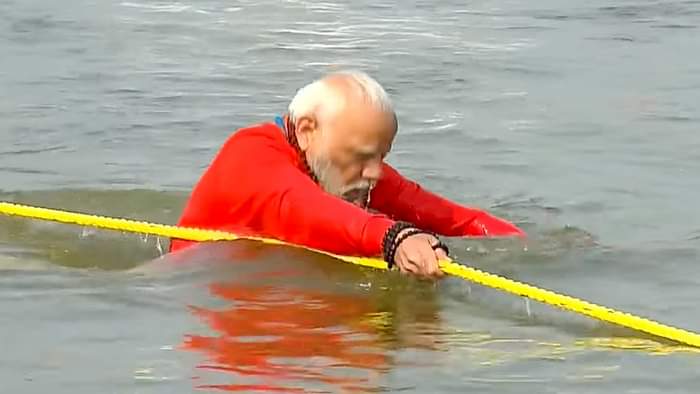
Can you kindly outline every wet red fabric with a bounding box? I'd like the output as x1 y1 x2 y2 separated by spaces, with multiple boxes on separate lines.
170 122 524 256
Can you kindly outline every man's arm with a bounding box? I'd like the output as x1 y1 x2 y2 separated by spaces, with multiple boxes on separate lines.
369 163 525 237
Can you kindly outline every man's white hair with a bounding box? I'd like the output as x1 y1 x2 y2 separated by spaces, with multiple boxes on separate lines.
288 70 394 123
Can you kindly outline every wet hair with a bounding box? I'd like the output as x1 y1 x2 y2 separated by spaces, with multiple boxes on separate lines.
288 70 394 124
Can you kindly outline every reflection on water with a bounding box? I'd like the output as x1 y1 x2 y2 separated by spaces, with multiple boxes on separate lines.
175 242 447 393
183 282 390 393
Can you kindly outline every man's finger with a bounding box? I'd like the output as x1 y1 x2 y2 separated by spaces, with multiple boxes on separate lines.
435 247 448 260
416 242 438 276
431 257 445 278
396 250 419 274
399 260 417 274
417 245 440 277
427 246 446 277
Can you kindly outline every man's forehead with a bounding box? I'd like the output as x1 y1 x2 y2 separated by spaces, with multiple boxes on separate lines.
342 105 395 130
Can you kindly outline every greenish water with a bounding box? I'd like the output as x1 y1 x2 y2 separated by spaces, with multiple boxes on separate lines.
2 0 700 392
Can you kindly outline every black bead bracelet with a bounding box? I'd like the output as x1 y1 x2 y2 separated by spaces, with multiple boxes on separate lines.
382 222 452 269
381 221 416 268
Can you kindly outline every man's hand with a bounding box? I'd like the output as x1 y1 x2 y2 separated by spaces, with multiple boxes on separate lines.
393 230 447 278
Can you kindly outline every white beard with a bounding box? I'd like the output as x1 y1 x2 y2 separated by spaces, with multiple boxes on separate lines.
308 154 373 208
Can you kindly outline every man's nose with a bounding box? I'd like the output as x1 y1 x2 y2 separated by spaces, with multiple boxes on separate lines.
362 158 383 182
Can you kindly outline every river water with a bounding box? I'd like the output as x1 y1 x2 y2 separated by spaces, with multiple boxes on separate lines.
2 0 700 392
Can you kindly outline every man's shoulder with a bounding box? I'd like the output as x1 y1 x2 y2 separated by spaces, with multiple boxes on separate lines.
220 121 292 154
214 121 295 166
225 121 285 146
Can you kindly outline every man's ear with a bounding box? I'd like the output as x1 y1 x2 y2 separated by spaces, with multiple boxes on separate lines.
294 115 317 152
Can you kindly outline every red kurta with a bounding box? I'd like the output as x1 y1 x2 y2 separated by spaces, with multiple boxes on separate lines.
170 122 524 256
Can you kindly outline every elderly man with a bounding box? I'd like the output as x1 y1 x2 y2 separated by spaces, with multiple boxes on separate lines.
170 71 525 277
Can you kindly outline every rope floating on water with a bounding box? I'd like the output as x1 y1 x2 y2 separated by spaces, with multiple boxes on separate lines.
2 200 699 348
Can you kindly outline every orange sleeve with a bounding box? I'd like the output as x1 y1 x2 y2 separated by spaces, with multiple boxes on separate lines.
368 163 525 237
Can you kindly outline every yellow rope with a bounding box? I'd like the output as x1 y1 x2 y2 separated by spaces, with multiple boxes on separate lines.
2 200 699 348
